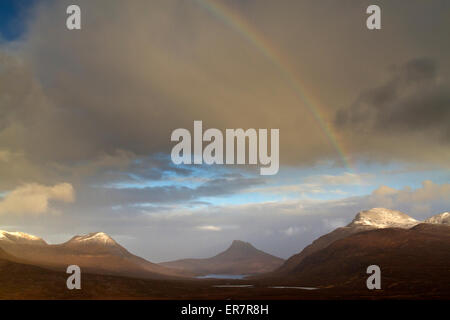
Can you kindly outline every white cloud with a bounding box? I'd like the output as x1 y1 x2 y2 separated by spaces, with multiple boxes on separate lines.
244 172 372 197
305 172 373 186
322 218 347 230
197 225 222 232
0 183 75 216
368 180 450 216
284 226 307 236
246 184 324 195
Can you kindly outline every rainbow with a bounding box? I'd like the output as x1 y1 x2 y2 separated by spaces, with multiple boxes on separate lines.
195 0 352 169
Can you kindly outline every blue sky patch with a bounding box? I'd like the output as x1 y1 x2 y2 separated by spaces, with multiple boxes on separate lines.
0 0 38 41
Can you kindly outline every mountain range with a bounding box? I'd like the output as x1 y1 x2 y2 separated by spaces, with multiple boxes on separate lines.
275 208 422 275
0 208 449 299
0 230 183 279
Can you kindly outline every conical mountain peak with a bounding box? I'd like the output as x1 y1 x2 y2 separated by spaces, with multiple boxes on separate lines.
229 240 254 249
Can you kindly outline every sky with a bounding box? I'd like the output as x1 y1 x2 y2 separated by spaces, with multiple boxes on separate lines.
0 0 449 262
0 0 37 41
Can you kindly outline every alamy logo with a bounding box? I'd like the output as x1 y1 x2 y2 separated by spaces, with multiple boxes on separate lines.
66 265 81 290
366 5 381 30
66 5 81 30
366 265 381 290
171 121 279 175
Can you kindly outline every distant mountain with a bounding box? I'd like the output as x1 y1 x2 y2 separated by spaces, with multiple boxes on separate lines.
272 223 450 295
275 208 419 274
425 212 450 225
160 240 284 275
0 231 184 279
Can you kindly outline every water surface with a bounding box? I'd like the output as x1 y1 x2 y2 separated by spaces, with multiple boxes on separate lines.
269 286 319 290
197 274 247 280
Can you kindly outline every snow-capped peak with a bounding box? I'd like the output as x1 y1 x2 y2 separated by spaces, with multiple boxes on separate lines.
0 230 46 244
425 212 450 225
68 232 116 245
348 208 419 229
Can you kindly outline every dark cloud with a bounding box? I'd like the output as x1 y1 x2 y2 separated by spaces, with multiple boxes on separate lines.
336 57 450 146
76 174 265 210
0 1 449 190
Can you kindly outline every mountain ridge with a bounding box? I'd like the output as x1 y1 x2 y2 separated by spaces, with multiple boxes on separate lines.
271 208 448 276
0 230 186 279
271 223 450 295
